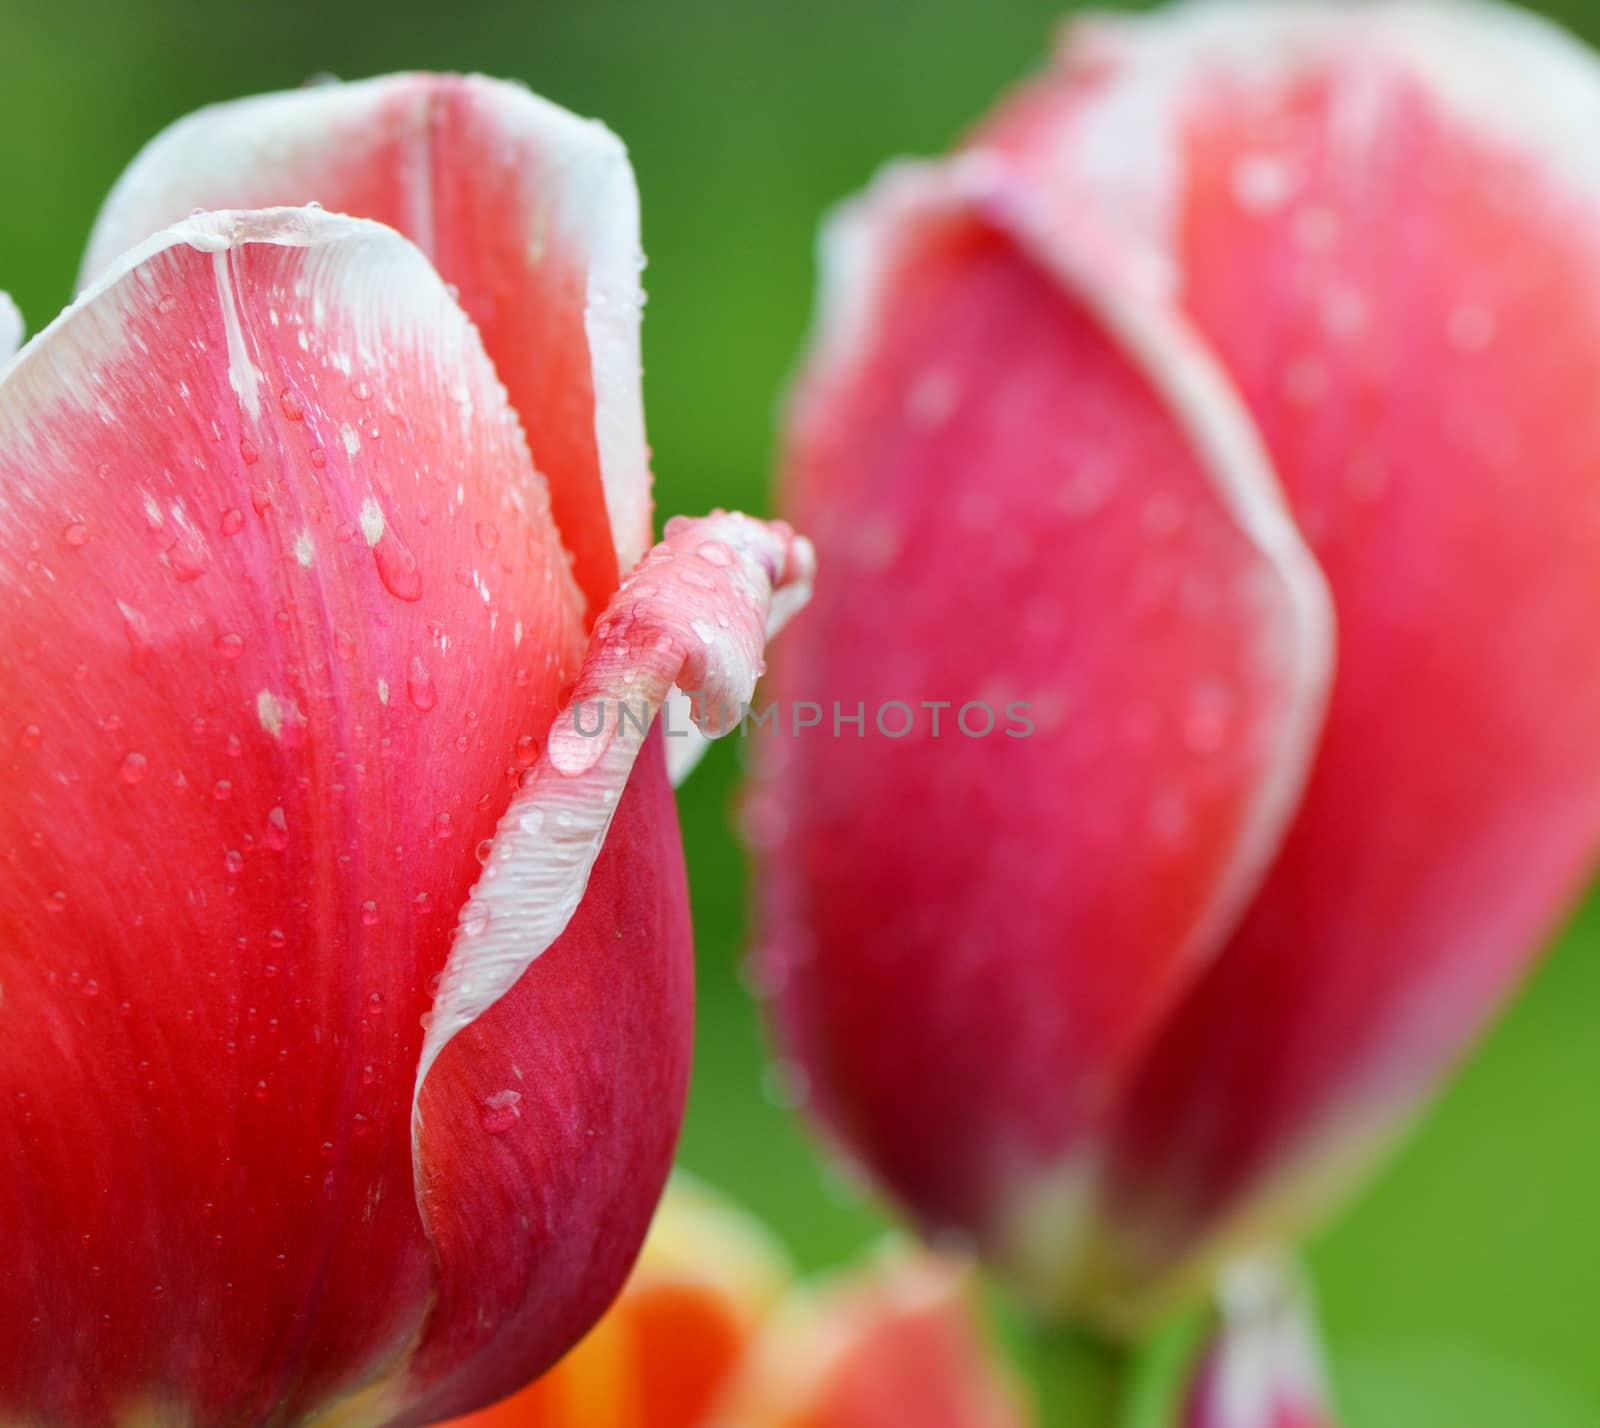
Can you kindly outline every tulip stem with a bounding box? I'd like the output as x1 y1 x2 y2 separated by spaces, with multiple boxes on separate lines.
1018 1319 1133 1427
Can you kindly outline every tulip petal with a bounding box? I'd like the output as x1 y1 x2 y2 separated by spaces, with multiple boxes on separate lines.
0 291 20 364
431 1175 790 1428
80 74 651 617
0 206 604 1425
708 1251 1031 1428
1183 1262 1336 1428
400 511 812 1422
987 0 1600 1311
757 153 1331 1281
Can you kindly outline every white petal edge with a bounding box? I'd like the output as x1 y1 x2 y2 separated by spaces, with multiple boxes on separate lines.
0 205 548 527
1039 0 1600 296
801 151 1335 973
0 292 21 369
412 510 813 1109
78 73 654 578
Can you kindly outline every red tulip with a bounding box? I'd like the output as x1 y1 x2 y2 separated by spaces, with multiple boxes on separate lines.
1 79 810 1427
754 0 1600 1326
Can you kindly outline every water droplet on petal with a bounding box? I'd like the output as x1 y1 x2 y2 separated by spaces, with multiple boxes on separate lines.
239 437 260 467
278 388 306 421
407 657 437 711
433 812 453 840
215 632 244 661
264 806 290 852
479 1089 521 1134
374 529 424 602
62 522 89 549
220 508 245 536
119 752 148 785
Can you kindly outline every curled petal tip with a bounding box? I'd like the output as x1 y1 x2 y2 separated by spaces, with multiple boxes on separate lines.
419 508 806 1091
546 511 812 779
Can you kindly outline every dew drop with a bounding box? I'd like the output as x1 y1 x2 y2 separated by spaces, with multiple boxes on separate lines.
17 724 42 750
212 779 233 802
407 656 437 711
374 530 424 602
479 1089 522 1134
334 628 355 662
278 387 306 421
264 806 290 851
474 838 493 866
433 811 453 840
475 520 500 551
220 508 245 537
119 752 148 785
62 522 89 549
215 632 244 661
513 734 540 767
239 437 260 467
309 447 327 470
224 850 245 876
361 899 380 927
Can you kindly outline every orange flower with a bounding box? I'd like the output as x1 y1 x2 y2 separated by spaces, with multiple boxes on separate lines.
438 1178 1031 1428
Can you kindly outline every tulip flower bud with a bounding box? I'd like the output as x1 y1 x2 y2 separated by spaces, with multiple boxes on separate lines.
754 0 1600 1328
1 79 809 1428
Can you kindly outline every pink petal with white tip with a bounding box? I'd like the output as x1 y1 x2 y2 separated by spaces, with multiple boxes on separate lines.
0 204 672 1428
756 151 1331 1289
80 73 651 619
973 0 1600 1315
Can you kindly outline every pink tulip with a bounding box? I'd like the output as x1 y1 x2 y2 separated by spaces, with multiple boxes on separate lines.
754 0 1600 1327
0 79 810 1426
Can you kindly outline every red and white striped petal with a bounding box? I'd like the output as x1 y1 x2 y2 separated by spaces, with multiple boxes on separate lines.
755 153 1331 1283
401 510 812 1423
81 74 651 619
0 205 617 1427
973 0 1600 1314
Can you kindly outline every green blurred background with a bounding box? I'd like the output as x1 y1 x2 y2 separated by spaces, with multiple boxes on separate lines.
3 1 1598 1422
